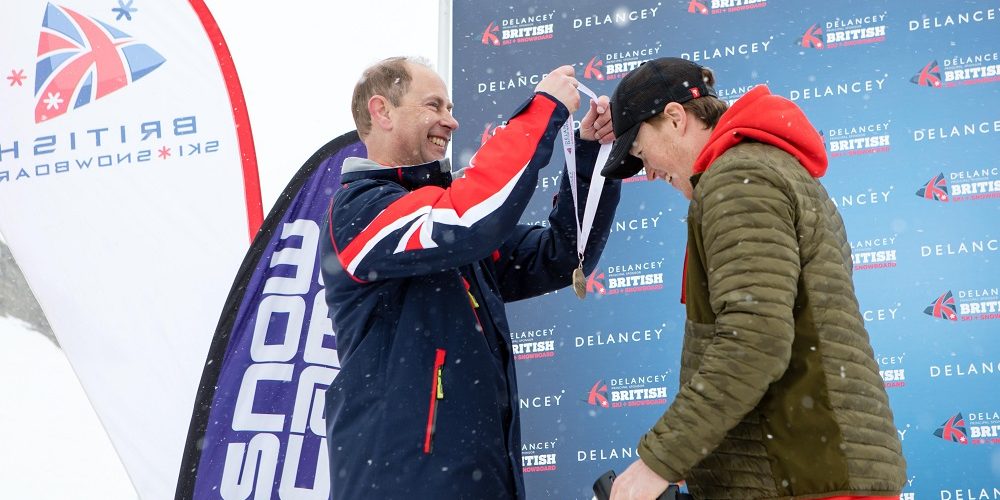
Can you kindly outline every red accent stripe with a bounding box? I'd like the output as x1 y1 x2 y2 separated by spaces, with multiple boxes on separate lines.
340 95 558 269
37 31 77 55
424 349 446 453
446 95 557 217
463 277 485 331
327 201 367 284
404 222 424 251
63 9 127 99
338 186 445 268
189 0 264 242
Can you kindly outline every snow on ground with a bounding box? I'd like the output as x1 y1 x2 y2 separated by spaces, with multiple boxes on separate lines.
0 315 136 500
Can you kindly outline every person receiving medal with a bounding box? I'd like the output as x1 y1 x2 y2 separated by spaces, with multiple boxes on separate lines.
599 57 906 500
318 57 621 499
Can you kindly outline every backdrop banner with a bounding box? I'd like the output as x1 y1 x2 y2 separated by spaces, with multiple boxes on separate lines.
0 1 261 498
451 1 1000 498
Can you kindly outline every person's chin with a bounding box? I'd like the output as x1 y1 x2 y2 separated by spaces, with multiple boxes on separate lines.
429 144 448 160
425 148 448 163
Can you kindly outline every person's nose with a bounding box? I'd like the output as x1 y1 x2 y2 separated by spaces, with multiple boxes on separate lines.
442 110 459 132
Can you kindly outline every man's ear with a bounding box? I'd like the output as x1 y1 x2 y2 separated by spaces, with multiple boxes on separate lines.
368 95 392 132
662 102 686 127
661 102 688 134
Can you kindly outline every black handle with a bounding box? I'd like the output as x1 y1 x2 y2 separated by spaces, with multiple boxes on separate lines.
592 470 616 500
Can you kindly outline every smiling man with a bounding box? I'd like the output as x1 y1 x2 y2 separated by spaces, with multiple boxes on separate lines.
600 57 906 500
319 57 621 499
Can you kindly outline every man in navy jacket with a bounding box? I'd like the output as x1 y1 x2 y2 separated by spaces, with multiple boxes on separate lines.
320 57 621 499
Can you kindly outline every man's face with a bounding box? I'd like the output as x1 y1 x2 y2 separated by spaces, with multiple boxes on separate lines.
386 63 459 165
630 117 695 199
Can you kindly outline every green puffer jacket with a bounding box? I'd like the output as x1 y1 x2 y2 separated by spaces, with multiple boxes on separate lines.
637 142 907 499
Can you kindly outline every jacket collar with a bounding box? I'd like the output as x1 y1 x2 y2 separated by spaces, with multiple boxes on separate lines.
690 172 703 190
341 156 453 190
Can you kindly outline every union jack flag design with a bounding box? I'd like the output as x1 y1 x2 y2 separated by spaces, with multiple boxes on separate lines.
933 412 968 444
916 173 949 201
924 290 958 321
34 3 165 123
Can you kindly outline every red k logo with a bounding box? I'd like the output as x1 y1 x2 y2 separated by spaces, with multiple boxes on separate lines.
481 21 500 46
934 413 968 444
800 24 823 49
687 0 708 14
915 173 949 202
586 270 606 294
924 290 958 321
583 56 605 80
587 380 609 408
911 60 942 88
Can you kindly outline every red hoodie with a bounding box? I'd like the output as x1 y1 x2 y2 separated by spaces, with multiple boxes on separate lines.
691 84 827 178
681 85 828 305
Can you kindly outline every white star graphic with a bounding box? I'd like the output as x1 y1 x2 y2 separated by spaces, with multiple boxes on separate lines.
43 92 64 110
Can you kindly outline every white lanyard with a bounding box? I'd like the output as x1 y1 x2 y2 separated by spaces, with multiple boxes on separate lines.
558 82 612 298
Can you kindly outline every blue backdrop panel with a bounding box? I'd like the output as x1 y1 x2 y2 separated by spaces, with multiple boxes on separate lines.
453 1 999 498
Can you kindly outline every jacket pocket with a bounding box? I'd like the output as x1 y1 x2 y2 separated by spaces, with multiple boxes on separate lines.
423 348 446 454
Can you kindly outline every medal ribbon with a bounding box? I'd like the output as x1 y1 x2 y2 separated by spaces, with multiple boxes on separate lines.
559 82 612 266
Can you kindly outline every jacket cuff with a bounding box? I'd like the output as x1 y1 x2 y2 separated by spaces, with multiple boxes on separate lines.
637 433 684 482
508 91 569 124
574 130 601 152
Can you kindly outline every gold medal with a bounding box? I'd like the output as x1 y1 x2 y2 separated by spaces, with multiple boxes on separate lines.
572 265 587 300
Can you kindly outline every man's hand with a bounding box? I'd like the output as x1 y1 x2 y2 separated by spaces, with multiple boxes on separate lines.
580 95 614 144
535 65 580 113
609 458 670 500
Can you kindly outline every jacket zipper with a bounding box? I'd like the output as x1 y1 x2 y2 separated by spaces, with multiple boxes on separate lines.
462 277 485 333
423 348 446 454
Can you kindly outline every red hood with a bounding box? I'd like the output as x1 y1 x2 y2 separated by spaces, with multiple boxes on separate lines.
691 85 827 178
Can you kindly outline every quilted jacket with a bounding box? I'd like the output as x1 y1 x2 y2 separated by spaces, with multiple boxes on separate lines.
637 86 906 499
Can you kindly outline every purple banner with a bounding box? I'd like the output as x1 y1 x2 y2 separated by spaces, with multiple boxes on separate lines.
178 132 364 499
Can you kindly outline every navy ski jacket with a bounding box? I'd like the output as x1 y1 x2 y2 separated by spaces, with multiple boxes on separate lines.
320 92 621 499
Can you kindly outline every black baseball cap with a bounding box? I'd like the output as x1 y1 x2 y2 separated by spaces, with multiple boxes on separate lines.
601 57 717 179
